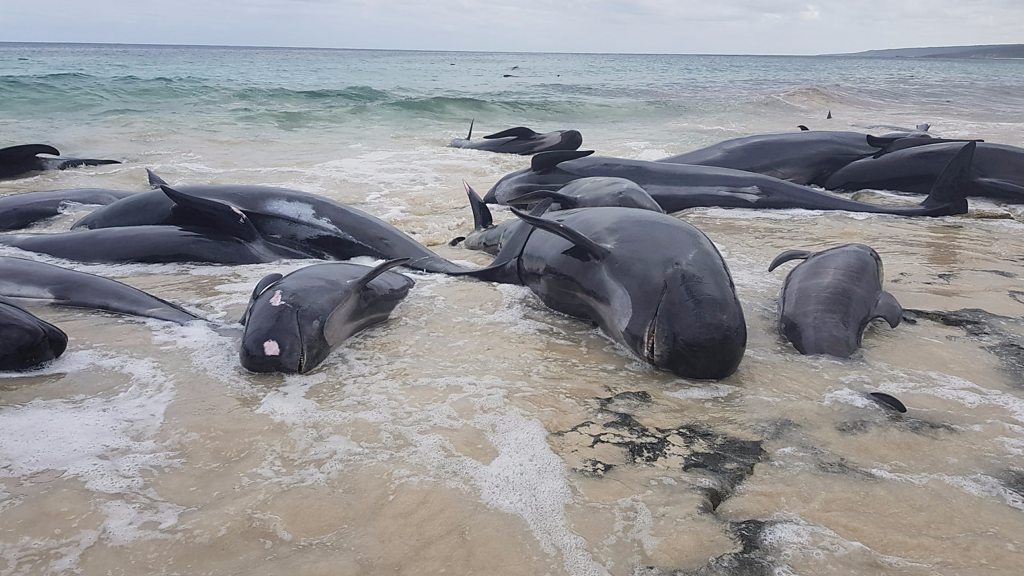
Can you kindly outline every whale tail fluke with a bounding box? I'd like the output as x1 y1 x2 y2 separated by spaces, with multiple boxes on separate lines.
919 141 976 214
464 181 493 230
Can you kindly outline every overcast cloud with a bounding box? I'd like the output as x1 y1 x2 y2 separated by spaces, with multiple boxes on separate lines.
2 0 1022 54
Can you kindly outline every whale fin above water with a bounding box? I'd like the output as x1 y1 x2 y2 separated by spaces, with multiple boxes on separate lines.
353 258 410 290
147 168 169 188
919 141 975 212
510 207 611 261
159 185 261 242
530 149 594 173
872 291 902 328
768 250 813 272
869 136 982 158
464 181 493 230
797 125 809 131
466 118 475 140
447 198 554 283
483 127 539 140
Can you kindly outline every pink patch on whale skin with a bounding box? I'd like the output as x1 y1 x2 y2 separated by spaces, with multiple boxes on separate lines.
269 290 284 306
263 340 281 356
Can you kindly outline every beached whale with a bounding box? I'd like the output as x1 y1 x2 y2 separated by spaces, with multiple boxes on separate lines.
448 121 583 155
0 144 120 180
0 256 199 324
0 298 67 370
74 172 467 273
486 143 975 217
0 188 135 231
453 206 747 379
240 259 414 374
768 244 902 357
657 130 954 186
451 178 663 254
824 141 1024 203
0 224 307 265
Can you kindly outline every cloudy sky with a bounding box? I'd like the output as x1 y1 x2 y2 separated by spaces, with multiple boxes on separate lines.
3 0 1022 55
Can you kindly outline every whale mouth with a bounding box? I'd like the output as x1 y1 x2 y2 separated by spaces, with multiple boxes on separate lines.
644 284 669 364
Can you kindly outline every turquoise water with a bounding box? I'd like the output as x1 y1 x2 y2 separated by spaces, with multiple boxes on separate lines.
3 42 1024 147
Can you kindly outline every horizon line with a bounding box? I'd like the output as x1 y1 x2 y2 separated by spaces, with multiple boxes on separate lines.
3 39 1021 58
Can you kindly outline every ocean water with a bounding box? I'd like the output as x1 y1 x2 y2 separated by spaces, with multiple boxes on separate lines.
1 43 1023 575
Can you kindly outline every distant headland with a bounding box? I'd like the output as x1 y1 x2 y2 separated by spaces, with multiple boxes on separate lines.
828 44 1024 59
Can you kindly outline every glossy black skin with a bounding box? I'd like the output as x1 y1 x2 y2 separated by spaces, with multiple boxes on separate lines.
449 128 583 155
770 244 902 358
0 145 120 180
0 188 134 231
0 299 68 370
464 208 747 380
486 153 969 217
75 180 465 273
0 225 307 265
656 131 928 186
505 177 665 212
0 256 199 324
824 142 1024 203
240 262 414 374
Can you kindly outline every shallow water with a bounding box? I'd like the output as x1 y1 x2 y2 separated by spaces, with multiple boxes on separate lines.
1 44 1023 575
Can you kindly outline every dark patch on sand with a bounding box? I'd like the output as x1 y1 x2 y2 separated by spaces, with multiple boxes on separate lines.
640 519 776 576
905 308 1024 386
836 414 957 436
561 392 766 511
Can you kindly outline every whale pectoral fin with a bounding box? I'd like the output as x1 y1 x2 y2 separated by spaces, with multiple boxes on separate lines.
354 258 411 290
510 207 611 261
464 181 493 230
920 141 975 212
767 250 812 272
531 150 594 173
147 168 169 189
483 127 538 140
870 136 983 158
504 189 577 209
872 291 903 328
240 273 284 324
159 185 261 241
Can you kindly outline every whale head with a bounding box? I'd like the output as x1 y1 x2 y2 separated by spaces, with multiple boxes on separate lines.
0 300 68 370
645 264 747 380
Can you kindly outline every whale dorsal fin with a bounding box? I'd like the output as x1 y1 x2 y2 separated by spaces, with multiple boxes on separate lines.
868 392 907 413
159 185 261 242
354 258 410 291
464 181 493 230
240 273 284 324
872 291 902 328
531 150 594 173
0 144 60 162
920 141 975 211
445 198 554 283
466 118 475 140
797 125 809 131
147 168 169 188
768 249 813 272
510 207 610 261
504 189 577 209
916 123 930 132
483 127 538 140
